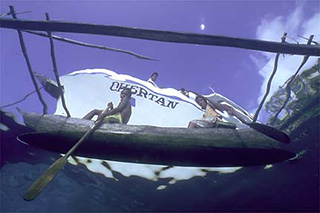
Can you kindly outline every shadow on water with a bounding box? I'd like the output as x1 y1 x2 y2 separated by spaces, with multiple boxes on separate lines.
1 110 319 212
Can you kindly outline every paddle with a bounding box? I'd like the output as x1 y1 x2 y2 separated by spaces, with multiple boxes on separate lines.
198 95 291 144
23 107 110 201
220 105 291 144
243 121 290 144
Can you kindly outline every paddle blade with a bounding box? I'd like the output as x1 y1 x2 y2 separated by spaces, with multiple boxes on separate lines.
249 123 290 144
23 157 68 201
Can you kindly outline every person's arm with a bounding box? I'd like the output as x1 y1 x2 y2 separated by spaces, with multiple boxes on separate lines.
208 100 252 124
97 97 129 119
221 103 253 124
107 102 113 110
207 100 225 112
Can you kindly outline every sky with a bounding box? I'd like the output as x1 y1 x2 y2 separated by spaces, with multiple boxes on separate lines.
1 0 319 122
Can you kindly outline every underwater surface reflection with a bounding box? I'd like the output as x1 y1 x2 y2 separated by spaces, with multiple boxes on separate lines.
1 107 319 212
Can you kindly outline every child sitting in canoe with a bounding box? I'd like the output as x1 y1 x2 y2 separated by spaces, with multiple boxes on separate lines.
82 88 132 124
188 95 236 129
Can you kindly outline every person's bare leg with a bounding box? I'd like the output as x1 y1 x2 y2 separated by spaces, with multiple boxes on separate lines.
83 109 102 120
108 117 120 123
188 122 198 128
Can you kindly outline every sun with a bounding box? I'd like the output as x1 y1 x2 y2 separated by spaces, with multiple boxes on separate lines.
200 24 206 31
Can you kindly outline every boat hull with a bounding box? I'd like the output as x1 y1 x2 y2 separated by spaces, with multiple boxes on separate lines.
18 112 295 167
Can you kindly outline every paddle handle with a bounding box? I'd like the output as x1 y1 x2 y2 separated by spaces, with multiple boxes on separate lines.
65 107 109 158
64 125 96 157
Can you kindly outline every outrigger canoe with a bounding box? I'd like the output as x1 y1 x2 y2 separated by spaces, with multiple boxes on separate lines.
17 112 295 167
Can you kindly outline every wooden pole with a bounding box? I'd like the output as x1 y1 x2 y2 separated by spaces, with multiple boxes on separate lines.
9 6 48 114
252 33 287 122
24 30 156 61
1 17 319 56
45 13 71 117
270 35 314 125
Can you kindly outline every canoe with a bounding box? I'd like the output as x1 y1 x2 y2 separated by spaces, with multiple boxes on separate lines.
17 112 296 167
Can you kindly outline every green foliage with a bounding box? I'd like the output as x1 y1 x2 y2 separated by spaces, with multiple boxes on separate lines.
265 62 320 134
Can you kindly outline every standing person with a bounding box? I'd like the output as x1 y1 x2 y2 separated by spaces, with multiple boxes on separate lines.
83 88 132 124
147 72 158 87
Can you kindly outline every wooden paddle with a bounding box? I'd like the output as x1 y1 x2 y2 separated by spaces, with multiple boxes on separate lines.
219 104 291 144
23 107 110 201
246 122 290 144
199 95 291 144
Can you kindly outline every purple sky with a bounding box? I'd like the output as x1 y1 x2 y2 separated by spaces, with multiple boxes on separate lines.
1 1 319 120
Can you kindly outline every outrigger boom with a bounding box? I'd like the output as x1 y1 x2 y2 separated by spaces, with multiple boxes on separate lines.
1 17 319 56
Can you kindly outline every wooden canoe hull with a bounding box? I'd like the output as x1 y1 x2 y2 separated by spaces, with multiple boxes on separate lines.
18 112 296 167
